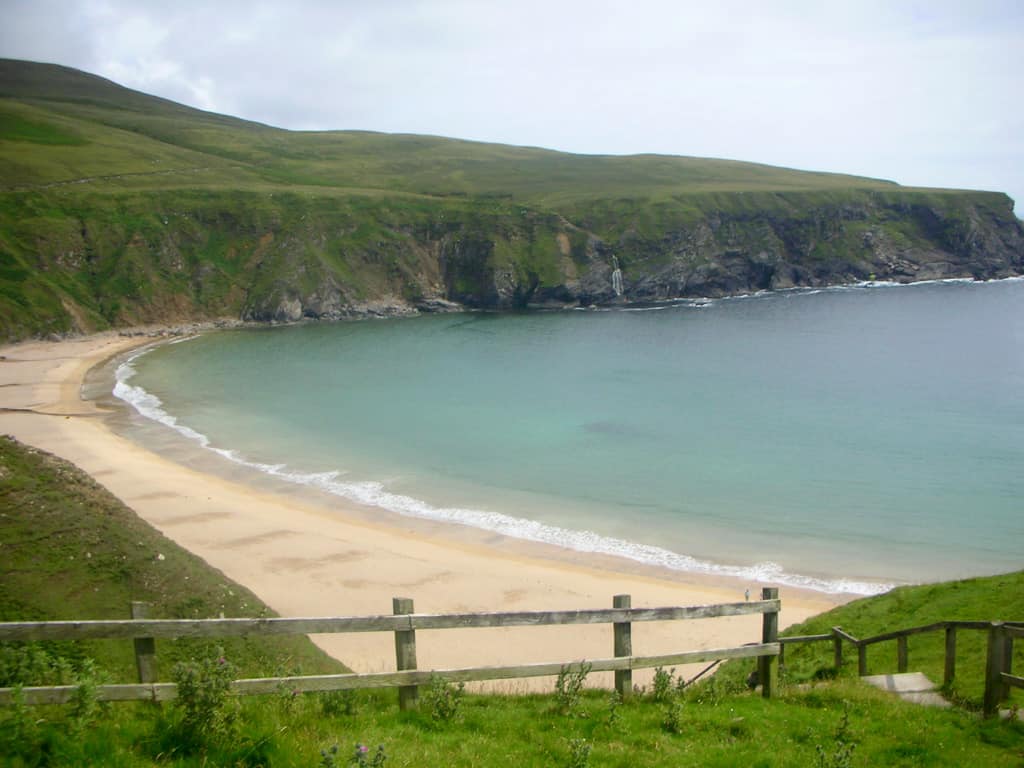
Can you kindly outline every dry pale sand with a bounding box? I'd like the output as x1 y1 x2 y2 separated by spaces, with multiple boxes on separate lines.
0 331 842 691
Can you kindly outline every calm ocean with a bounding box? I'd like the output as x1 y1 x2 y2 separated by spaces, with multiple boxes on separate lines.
113 279 1024 596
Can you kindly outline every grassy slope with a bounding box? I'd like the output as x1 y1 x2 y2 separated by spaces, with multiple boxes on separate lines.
717 573 1024 709
0 59 899 204
18 678 1024 767
0 435 344 681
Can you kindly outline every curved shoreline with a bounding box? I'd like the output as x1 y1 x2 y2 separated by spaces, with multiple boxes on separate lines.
111 340 892 597
0 330 841 688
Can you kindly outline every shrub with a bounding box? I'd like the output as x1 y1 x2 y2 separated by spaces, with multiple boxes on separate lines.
554 662 591 716
424 675 465 722
605 690 622 729
815 702 857 768
170 648 239 745
320 689 360 717
651 666 676 703
662 698 685 735
566 737 592 768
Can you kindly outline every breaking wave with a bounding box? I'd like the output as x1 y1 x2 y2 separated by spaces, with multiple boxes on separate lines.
113 346 892 597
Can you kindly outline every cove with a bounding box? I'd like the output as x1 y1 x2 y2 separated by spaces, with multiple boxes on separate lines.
114 279 1024 595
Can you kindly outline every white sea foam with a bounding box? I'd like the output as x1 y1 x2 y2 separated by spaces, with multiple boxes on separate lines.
112 347 893 597
167 334 200 345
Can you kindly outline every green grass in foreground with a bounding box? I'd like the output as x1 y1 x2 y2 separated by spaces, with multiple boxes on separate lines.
2 674 1023 767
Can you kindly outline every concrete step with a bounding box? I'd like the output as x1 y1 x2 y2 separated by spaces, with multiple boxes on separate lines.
861 672 950 708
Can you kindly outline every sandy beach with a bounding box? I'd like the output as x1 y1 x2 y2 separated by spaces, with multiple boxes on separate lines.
0 330 841 690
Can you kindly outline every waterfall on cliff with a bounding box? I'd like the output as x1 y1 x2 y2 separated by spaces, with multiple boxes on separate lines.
611 256 624 297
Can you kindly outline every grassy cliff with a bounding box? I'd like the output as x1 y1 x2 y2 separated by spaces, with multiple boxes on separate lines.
1 59 1022 341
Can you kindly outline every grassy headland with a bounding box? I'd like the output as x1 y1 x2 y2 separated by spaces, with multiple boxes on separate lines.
1 58 1022 341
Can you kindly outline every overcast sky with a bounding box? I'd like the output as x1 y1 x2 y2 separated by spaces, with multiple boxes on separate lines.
1 0 1021 214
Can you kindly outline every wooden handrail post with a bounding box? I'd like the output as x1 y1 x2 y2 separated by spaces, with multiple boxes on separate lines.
130 601 157 686
613 594 632 701
983 621 1006 718
759 588 779 698
392 597 418 711
897 635 908 673
857 643 867 677
1003 634 1015 692
943 626 956 687
832 627 843 671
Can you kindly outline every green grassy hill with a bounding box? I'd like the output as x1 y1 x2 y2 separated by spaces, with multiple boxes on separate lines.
0 59 896 202
1 58 1022 341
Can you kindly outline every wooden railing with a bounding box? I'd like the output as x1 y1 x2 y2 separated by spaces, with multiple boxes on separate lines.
779 619 1023 718
0 589 781 711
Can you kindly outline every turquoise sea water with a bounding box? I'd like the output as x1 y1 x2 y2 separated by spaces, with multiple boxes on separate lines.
114 280 1024 595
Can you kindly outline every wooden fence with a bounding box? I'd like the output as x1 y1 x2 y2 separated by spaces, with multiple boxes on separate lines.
0 589 781 711
779 619 1024 718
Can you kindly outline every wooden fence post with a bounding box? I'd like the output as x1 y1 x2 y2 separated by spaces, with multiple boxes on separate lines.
897 635 908 673
759 588 779 698
613 594 632 701
1003 634 1015 695
832 627 843 671
130 601 157 686
983 621 1006 718
857 644 868 677
943 626 956 687
393 597 418 711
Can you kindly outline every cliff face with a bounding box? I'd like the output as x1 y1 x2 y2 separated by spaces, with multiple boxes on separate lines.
585 194 1024 304
2 187 1021 340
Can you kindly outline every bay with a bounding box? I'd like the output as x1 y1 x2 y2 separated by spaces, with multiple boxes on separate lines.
115 279 1024 595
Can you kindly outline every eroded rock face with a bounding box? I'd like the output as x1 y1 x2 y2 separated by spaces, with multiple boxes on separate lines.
274 297 303 322
241 195 1024 322
6 188 1023 340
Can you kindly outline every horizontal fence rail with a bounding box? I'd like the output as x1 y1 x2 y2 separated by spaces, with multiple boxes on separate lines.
0 644 780 706
0 599 779 643
0 591 782 711
776 619 1023 718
